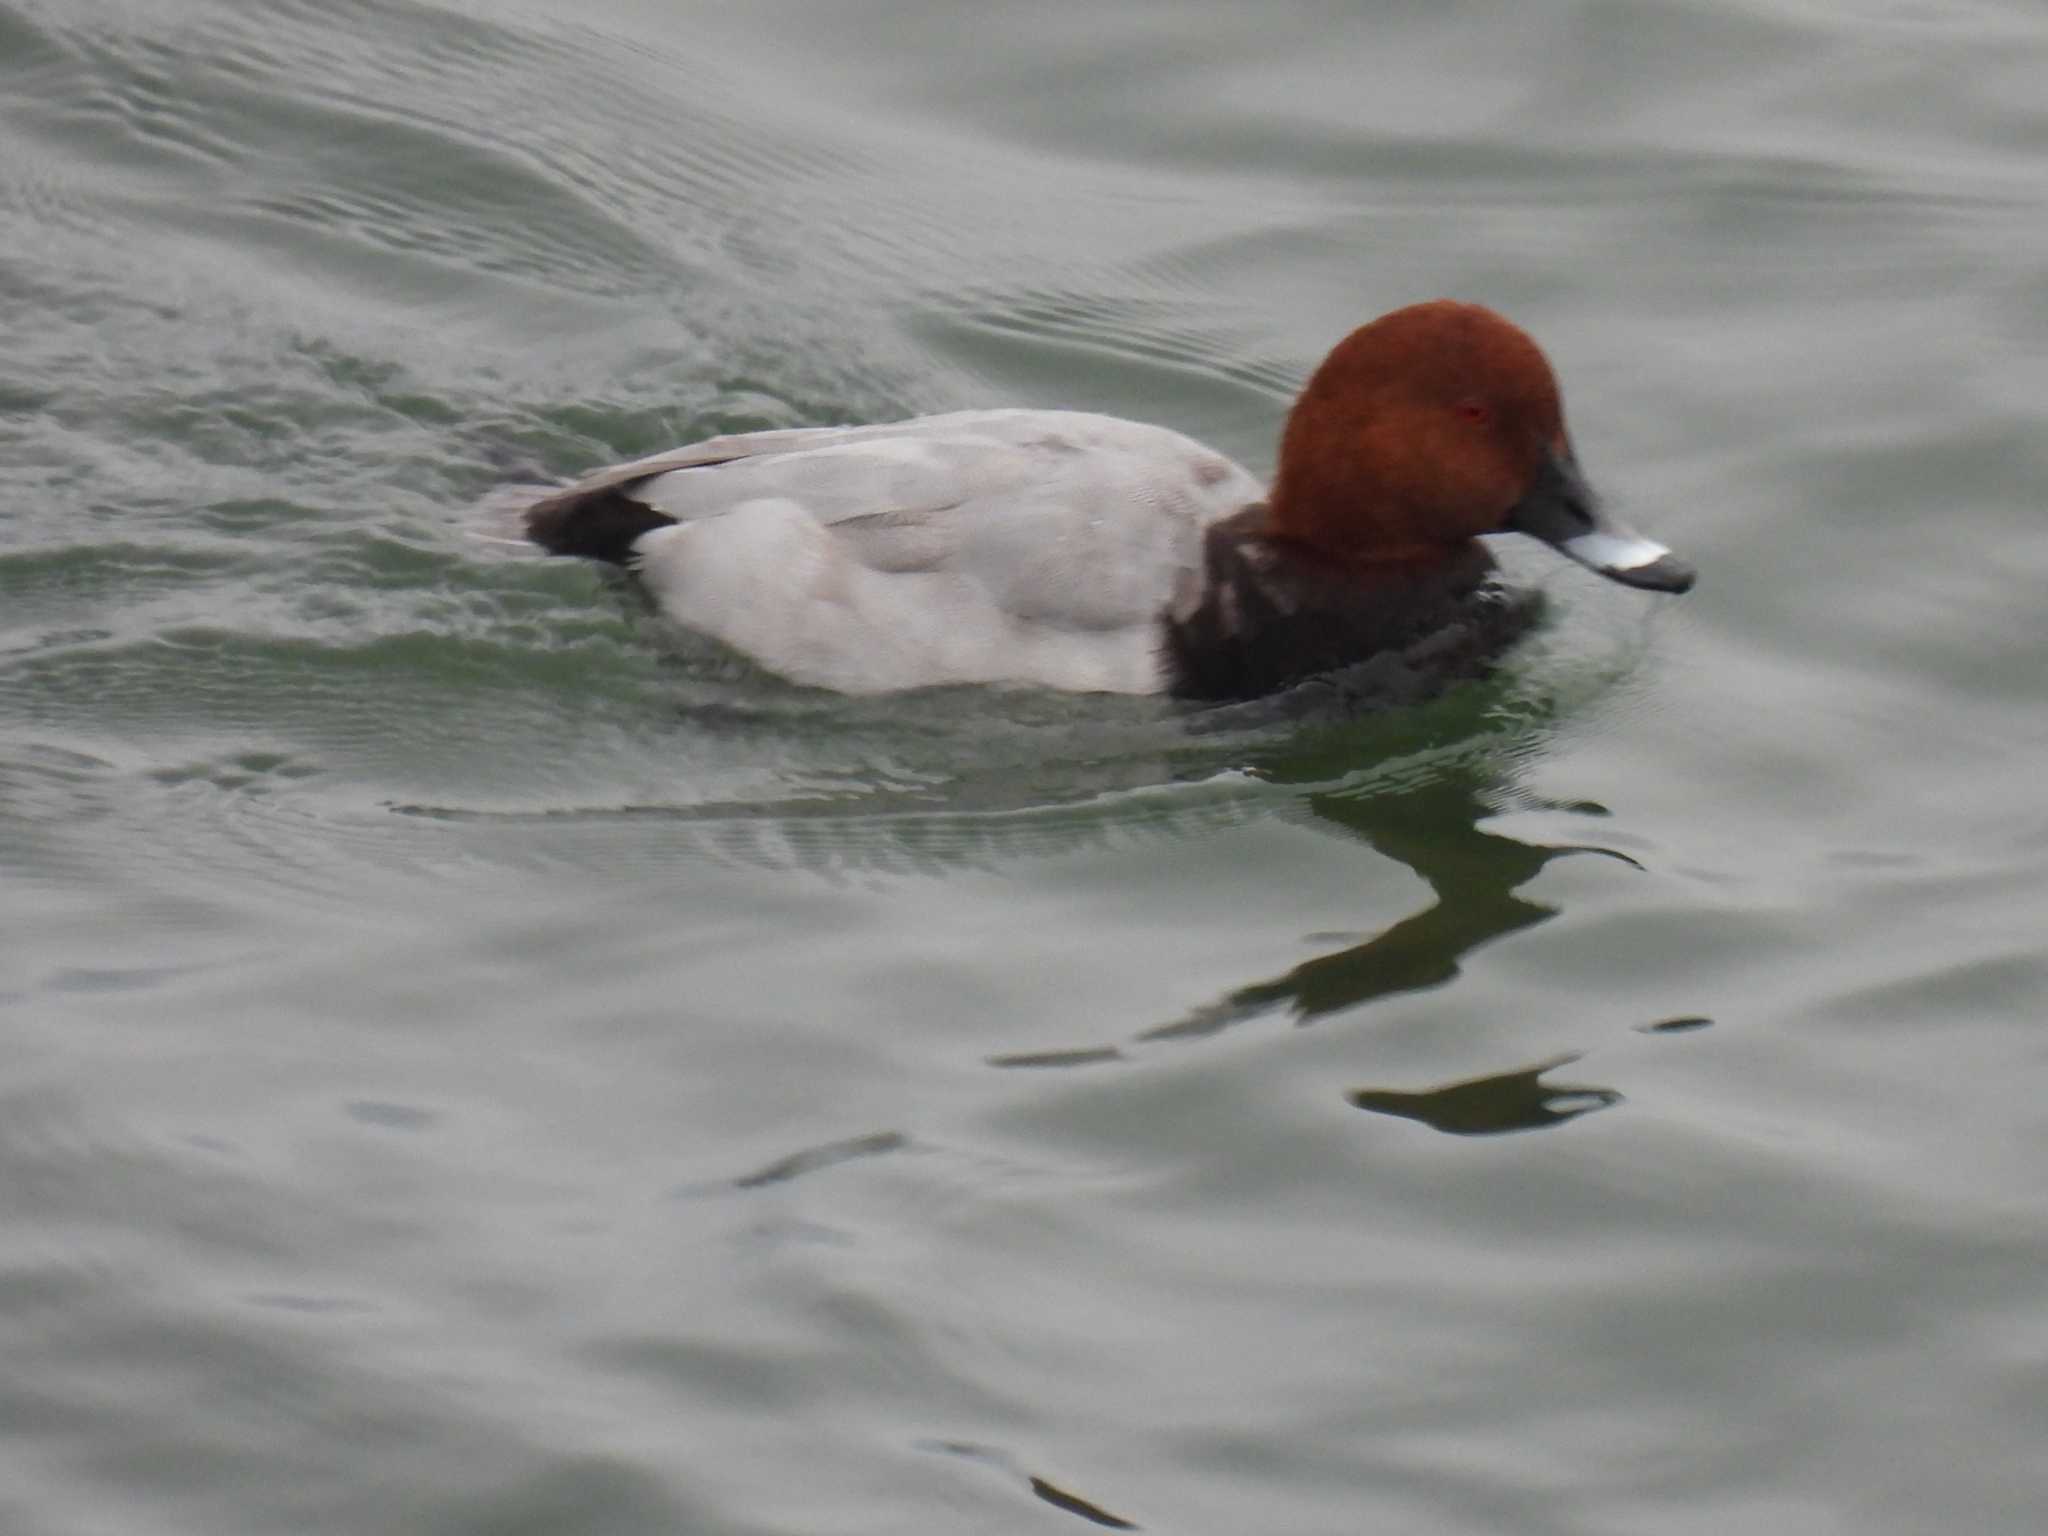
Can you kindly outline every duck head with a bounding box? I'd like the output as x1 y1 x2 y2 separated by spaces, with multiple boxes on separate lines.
1268 300 1694 594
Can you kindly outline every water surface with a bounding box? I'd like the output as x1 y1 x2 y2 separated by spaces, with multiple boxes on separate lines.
5 1 2048 1531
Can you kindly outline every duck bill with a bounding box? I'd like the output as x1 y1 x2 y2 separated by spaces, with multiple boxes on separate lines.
1507 448 1695 594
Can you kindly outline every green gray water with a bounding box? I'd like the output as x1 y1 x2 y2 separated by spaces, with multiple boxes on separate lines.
5 1 2047 1531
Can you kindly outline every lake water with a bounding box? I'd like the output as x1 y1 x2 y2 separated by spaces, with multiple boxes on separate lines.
5 1 2047 1531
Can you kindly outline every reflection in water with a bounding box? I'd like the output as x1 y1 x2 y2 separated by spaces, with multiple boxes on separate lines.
1028 1476 1142 1530
970 705 1706 1116
987 1046 1129 1069
1636 1014 1714 1035
1145 748 1640 1042
728 1130 909 1189
922 1441 1140 1530
1347 1052 1622 1136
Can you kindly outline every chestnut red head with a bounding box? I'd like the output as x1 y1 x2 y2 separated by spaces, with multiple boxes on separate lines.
1269 301 1693 592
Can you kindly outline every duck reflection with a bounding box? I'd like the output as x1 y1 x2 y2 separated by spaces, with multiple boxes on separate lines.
1143 746 1637 1042
922 1440 1140 1531
1347 1051 1621 1135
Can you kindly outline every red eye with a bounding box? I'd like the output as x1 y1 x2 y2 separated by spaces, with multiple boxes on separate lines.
1456 401 1491 426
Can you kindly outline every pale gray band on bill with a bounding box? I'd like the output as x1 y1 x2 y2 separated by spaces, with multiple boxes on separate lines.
1561 530 1675 574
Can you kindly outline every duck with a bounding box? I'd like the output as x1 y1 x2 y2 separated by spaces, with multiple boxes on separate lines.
517 300 1693 701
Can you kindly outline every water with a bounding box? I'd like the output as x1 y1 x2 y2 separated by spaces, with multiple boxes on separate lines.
4 1 2047 1531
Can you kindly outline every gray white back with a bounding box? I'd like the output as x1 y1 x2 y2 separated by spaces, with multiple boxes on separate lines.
598 409 1264 693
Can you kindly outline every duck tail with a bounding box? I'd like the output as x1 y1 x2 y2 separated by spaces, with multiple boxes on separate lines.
522 483 677 565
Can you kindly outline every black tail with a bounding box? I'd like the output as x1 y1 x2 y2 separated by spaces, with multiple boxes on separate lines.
525 484 677 565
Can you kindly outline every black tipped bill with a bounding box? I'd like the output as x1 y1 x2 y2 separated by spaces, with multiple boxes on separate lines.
1506 448 1695 595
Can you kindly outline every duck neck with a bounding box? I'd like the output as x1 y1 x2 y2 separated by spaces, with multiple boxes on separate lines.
1267 375 1456 572
1261 483 1481 584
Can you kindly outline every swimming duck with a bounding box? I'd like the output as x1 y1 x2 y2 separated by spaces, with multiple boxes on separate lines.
519 300 1692 700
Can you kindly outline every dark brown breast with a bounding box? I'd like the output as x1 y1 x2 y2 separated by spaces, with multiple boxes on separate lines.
1161 512 1541 704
